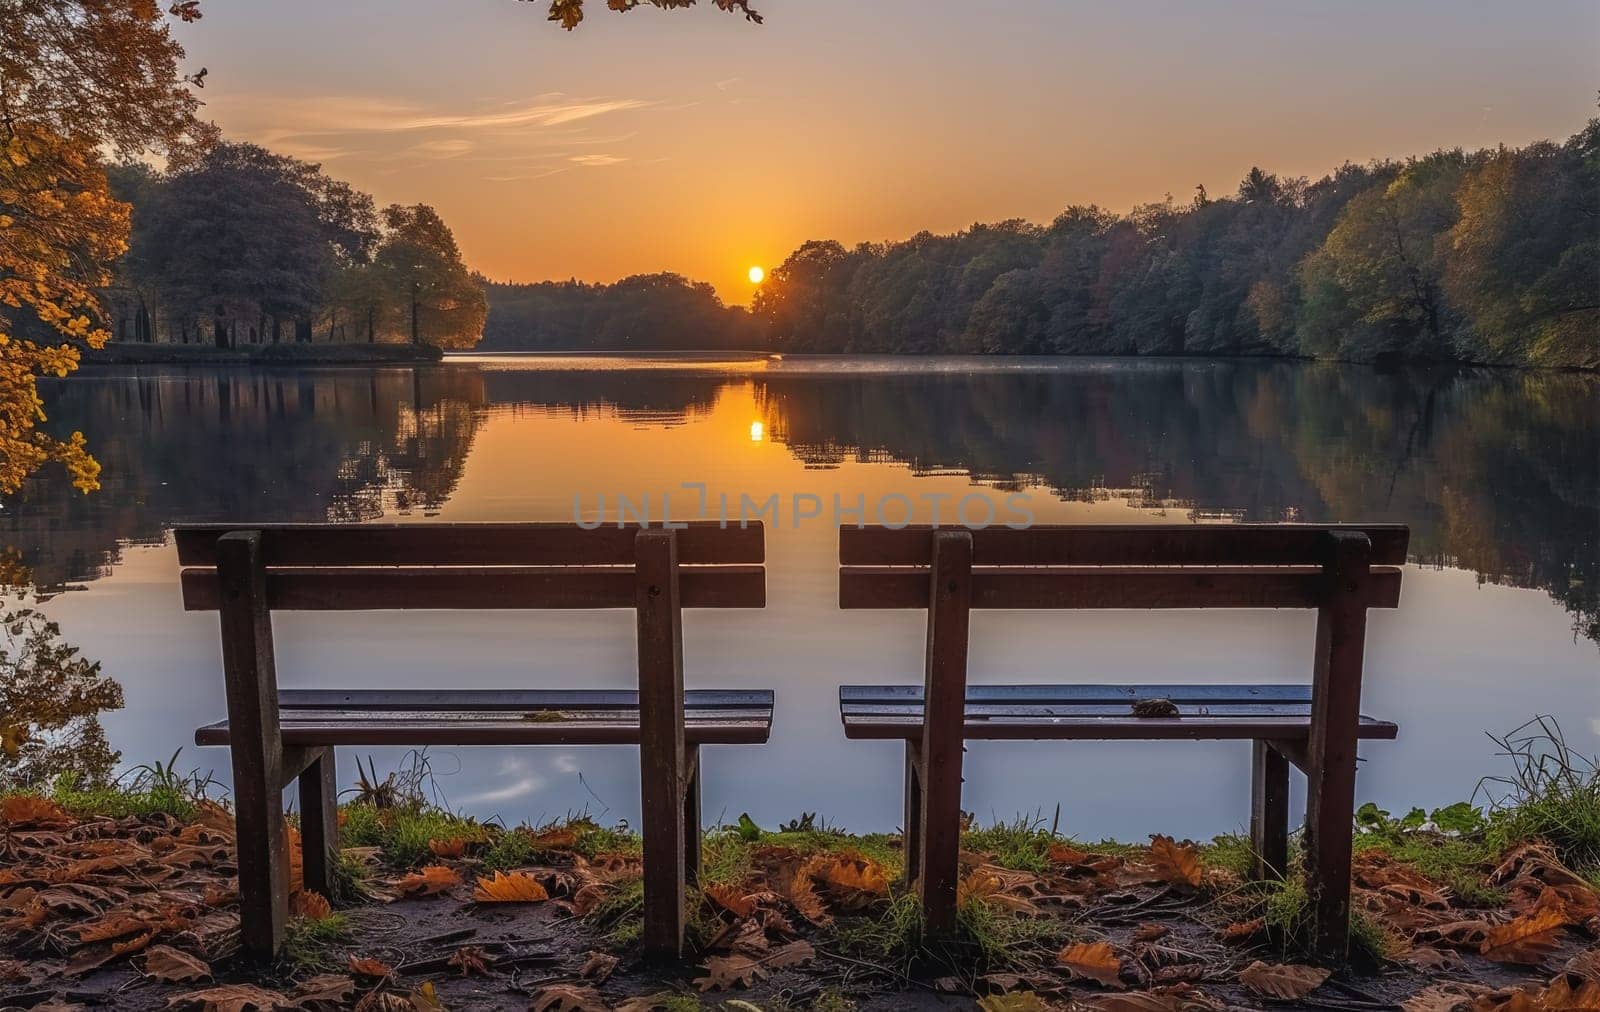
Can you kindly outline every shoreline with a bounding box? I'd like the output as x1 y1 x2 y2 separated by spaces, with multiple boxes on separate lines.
78 341 445 366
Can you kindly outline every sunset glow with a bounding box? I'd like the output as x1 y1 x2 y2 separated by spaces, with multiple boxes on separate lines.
748 265 765 285
184 3 1596 303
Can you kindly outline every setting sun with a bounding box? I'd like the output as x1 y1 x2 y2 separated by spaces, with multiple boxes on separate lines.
748 265 765 285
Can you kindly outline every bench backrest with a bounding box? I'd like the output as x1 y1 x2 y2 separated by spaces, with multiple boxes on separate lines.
839 523 1406 611
177 522 766 612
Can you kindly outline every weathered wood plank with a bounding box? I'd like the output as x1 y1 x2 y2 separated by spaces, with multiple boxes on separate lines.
841 684 1314 704
215 531 289 961
845 703 1334 718
1250 740 1290 881
919 530 973 935
683 744 702 888
840 566 1401 610
273 689 774 710
1305 532 1372 962
903 739 924 886
196 715 774 748
177 521 765 567
840 524 1409 567
636 530 687 959
182 565 765 611
298 748 339 899
840 714 1398 741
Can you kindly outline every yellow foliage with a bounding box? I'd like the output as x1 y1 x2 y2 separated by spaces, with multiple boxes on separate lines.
0 127 131 494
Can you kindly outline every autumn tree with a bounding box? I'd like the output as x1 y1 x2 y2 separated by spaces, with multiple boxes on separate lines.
373 204 488 349
0 0 207 493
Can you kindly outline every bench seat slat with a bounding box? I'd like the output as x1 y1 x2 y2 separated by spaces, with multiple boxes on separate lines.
276 689 775 710
840 684 1312 704
839 566 1403 610
843 702 1338 718
838 683 1396 741
197 710 774 748
841 713 1398 742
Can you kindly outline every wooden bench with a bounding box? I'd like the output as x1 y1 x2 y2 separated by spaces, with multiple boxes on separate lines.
836 523 1406 960
178 522 769 961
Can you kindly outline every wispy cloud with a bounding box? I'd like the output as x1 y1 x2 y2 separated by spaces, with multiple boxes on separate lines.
208 91 652 167
570 154 626 167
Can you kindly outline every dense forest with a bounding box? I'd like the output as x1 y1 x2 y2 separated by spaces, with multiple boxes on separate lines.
98 124 1597 368
480 275 763 351
751 123 1599 369
100 142 487 349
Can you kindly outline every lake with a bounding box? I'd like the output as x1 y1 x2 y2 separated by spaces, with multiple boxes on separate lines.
8 354 1597 841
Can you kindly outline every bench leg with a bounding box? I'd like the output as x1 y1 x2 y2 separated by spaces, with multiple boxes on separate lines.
216 531 289 961
1304 532 1372 962
903 740 923 886
920 530 973 935
299 747 339 899
1250 740 1290 881
635 530 687 960
683 745 701 887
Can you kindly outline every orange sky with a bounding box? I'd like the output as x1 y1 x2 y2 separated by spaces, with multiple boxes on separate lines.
188 1 1597 303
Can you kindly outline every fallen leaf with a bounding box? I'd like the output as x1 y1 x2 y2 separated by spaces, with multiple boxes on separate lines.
472 870 548 903
291 890 332 920
704 881 757 918
530 983 608 1012
347 955 394 979
1479 907 1568 965
164 984 289 1012
1399 983 1495 1012
765 939 816 969
978 995 1052 1012
140 945 211 983
1220 918 1264 943
695 953 768 991
1 795 71 828
395 865 462 897
578 949 618 983
1540 976 1600 1010
1564 947 1600 982
1237 961 1330 1001
290 974 355 1009
447 944 493 977
407 981 446 1011
1082 995 1193 1012
1058 941 1125 988
1148 836 1202 888
1132 922 1171 943
428 837 467 859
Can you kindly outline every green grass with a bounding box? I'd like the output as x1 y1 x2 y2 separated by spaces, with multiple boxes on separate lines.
337 802 482 868
10 753 218 820
962 816 1058 873
283 912 351 970
1200 833 1256 878
1252 872 1392 964
828 892 1066 978
1479 716 1600 872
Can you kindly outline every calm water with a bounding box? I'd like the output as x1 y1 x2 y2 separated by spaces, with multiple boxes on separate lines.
9 354 1598 840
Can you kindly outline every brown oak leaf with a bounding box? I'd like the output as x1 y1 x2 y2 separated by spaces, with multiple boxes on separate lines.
1058 941 1126 988
1237 960 1330 1001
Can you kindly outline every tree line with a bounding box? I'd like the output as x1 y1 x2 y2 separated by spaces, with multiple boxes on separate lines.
480 275 763 351
102 142 487 350
752 123 1599 369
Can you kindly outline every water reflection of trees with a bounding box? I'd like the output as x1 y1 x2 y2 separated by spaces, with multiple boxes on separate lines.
5 361 1594 646
5 367 487 588
755 364 1599 643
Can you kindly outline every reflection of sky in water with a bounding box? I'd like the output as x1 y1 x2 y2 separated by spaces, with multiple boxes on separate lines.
19 359 1600 840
